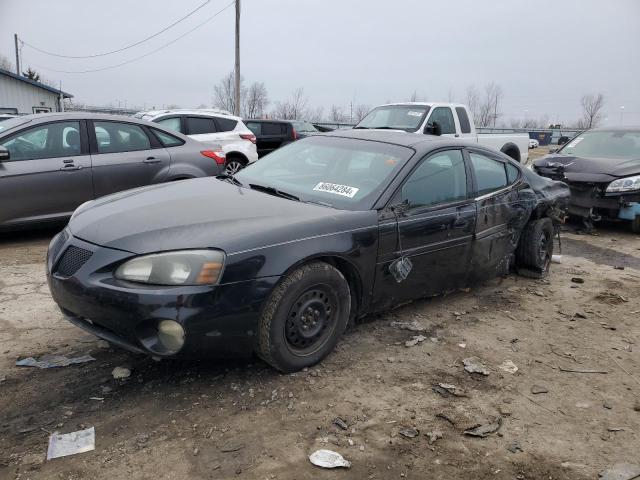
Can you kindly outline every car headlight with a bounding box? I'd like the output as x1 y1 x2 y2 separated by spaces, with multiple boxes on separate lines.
115 250 225 286
606 175 640 193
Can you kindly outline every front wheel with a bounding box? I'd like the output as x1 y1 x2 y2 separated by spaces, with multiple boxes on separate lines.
257 262 351 372
516 218 554 279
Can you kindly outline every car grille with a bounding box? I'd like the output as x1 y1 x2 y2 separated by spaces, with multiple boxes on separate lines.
55 246 92 277
49 230 68 261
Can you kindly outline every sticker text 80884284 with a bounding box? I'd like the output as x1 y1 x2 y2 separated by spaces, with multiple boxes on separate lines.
313 182 360 198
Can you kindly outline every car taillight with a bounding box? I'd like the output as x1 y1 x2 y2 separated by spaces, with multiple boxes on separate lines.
239 133 256 144
292 128 298 140
201 150 226 165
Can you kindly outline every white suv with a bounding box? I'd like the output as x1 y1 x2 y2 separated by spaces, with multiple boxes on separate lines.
134 109 258 174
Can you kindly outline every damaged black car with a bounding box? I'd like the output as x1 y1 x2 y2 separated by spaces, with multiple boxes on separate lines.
46 131 569 372
533 127 640 232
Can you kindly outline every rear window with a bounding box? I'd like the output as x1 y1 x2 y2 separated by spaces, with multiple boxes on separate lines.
186 117 217 135
456 107 471 134
262 122 287 135
216 117 237 132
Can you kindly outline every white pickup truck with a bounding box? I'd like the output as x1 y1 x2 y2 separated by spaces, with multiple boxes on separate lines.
354 102 529 163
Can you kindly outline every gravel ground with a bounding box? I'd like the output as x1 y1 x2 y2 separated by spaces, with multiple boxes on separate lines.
1 216 639 480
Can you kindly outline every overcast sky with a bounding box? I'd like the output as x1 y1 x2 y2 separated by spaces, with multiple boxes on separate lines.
1 0 639 125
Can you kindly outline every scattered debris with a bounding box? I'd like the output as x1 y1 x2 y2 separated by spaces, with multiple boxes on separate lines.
507 441 523 453
571 277 585 284
399 427 419 439
219 442 245 453
432 383 466 398
595 291 628 305
390 320 426 332
436 413 456 426
405 335 427 347
332 417 348 430
47 427 95 460
458 343 467 348
598 463 640 480
614 266 625 270
463 357 490 376
96 340 110 349
16 354 95 369
0 374 6 383
530 385 549 395
309 449 351 469
574 312 587 319
551 254 562 264
498 360 518 374
464 417 503 438
426 430 443 445
607 427 624 432
559 367 609 374
111 366 131 379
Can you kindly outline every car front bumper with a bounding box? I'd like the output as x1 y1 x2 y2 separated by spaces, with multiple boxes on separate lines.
46 231 280 357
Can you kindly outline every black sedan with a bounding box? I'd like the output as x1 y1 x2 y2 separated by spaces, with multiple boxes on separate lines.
47 131 568 372
533 127 640 232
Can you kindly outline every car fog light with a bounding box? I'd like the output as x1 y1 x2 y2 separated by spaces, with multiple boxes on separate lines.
157 320 185 353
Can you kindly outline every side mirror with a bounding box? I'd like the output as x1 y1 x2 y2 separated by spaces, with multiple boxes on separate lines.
424 121 442 136
0 146 9 161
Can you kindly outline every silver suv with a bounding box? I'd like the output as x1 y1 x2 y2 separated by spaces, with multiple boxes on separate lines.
135 109 258 174
0 112 226 230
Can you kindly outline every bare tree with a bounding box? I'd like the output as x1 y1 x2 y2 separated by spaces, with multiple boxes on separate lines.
243 82 269 119
465 85 481 125
272 87 308 120
475 82 503 127
577 93 605 129
213 71 245 114
329 104 348 123
354 103 371 122
195 103 208 109
308 106 324 122
447 88 456 103
409 90 426 102
0 54 13 71
22 67 41 81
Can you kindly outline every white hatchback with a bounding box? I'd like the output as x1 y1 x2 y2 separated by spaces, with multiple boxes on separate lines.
135 109 258 174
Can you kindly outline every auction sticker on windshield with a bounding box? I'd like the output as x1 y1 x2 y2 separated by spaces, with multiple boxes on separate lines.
313 182 360 198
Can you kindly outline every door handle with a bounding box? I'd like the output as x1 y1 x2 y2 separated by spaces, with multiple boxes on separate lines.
454 134 460 138
60 165 82 171
143 157 160 164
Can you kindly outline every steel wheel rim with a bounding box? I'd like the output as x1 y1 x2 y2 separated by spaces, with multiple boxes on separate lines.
284 285 338 356
539 231 551 270
225 160 243 175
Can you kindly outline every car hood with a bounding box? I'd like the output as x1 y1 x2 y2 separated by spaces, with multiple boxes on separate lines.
69 178 376 255
533 154 640 182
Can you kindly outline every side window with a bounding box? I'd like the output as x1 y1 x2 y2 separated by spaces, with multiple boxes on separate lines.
216 117 237 132
155 117 182 133
455 107 471 134
186 116 217 135
262 122 284 135
1 121 81 161
152 129 185 148
401 150 467 208
246 122 261 135
470 152 508 195
94 121 151 154
506 163 520 184
428 107 456 135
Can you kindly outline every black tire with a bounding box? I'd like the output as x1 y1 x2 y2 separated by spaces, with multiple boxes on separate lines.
632 216 640 234
516 218 554 279
257 262 350 372
224 155 246 175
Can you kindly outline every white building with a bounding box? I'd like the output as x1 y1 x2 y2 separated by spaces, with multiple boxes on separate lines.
0 68 72 115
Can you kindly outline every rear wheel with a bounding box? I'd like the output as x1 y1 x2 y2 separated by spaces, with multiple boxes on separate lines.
224 156 246 175
516 218 554 278
257 262 350 372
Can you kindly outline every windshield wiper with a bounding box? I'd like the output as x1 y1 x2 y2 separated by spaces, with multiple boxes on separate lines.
353 126 368 129
249 183 300 201
216 173 243 187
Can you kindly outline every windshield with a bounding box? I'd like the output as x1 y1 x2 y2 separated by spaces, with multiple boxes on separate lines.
235 136 413 210
0 116 31 134
291 121 318 133
355 105 430 132
559 130 640 160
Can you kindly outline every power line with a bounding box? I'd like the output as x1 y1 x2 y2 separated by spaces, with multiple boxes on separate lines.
21 0 212 59
27 0 235 74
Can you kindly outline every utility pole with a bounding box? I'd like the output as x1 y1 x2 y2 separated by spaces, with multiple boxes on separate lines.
234 0 241 116
14 34 20 75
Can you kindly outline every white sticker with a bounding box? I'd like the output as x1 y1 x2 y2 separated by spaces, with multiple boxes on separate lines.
313 182 360 198
566 137 584 148
407 111 423 117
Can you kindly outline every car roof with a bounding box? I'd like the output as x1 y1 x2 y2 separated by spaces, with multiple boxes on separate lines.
137 109 239 121
374 101 469 109
243 118 293 124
